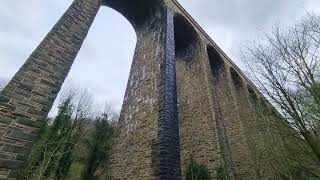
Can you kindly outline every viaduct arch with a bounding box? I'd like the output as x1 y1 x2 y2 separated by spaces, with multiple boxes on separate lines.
0 0 285 179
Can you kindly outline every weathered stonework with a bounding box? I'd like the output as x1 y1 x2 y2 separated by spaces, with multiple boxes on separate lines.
0 0 101 179
0 0 295 179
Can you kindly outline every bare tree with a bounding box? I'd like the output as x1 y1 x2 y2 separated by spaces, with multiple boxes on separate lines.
241 13 320 167
20 87 97 180
55 88 95 178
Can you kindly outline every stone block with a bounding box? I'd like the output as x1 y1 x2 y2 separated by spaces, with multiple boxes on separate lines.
2 144 30 155
9 131 37 142
16 117 42 128
0 159 23 170
0 95 10 104
0 116 13 125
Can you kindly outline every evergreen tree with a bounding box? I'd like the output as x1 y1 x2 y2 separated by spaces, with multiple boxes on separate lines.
44 96 73 178
19 96 74 180
83 113 113 180
55 90 94 179
19 121 50 179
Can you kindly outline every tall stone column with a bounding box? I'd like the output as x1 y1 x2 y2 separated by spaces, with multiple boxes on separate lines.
159 9 181 180
0 0 101 178
206 46 257 179
226 68 258 179
109 7 181 180
229 69 262 179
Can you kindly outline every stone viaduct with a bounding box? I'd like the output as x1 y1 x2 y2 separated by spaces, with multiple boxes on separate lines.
0 0 285 179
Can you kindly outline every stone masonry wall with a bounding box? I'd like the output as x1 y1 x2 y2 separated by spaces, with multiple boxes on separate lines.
205 45 257 179
109 7 181 180
0 0 296 179
247 87 276 179
109 25 163 178
176 42 220 178
229 69 261 178
0 0 101 179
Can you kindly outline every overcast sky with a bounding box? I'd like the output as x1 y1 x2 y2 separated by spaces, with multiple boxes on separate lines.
1 0 320 116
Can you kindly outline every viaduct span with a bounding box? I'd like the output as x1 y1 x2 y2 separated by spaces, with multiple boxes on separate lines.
0 0 282 179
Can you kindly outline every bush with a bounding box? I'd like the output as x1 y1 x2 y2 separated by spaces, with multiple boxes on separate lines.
186 160 212 180
217 164 229 180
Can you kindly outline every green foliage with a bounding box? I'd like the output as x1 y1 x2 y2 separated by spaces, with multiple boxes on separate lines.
68 162 84 180
55 144 73 179
217 164 229 180
186 160 212 180
280 165 320 180
19 94 92 180
19 122 50 179
43 96 74 179
83 113 114 180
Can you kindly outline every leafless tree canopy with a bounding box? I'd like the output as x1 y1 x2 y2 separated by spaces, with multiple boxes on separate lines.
241 13 320 163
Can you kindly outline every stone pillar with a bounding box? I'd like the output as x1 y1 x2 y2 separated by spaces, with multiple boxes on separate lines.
205 46 235 180
247 87 276 179
0 0 101 178
226 68 258 179
229 69 260 179
206 46 257 179
175 27 220 179
109 7 181 180
159 8 181 180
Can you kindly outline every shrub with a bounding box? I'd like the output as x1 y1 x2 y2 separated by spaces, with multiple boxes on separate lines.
186 160 212 180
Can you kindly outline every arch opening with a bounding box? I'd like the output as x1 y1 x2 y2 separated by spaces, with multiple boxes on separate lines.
174 14 200 61
230 68 244 89
102 0 164 28
49 6 137 116
247 85 258 100
207 45 226 78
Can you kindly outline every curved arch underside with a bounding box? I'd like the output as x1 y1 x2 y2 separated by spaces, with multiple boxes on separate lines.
102 0 164 29
174 13 200 59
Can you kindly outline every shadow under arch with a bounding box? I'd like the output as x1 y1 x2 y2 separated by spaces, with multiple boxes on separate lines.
102 0 165 30
174 13 200 63
247 84 260 112
207 45 226 78
247 85 257 98
230 67 244 88
247 85 260 108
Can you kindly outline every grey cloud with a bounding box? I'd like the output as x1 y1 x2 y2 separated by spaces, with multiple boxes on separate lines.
178 0 305 30
177 0 319 67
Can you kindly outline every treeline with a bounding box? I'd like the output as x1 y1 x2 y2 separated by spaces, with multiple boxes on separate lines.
19 89 118 180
